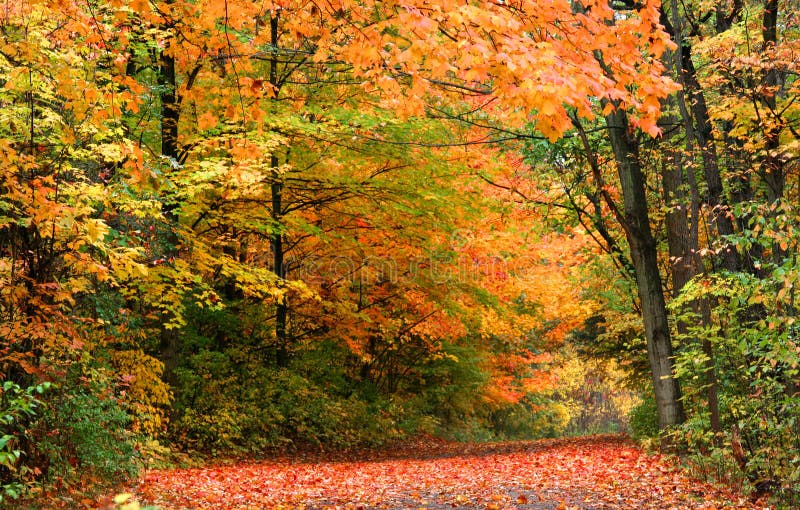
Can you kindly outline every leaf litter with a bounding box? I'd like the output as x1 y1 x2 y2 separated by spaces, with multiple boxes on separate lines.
135 435 762 509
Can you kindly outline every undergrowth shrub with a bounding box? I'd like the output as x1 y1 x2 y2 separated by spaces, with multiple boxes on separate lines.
108 349 172 437
670 266 800 507
411 342 492 441
170 346 406 453
0 381 49 505
35 362 142 492
490 397 571 439
629 393 659 440
168 311 579 451
1 358 141 506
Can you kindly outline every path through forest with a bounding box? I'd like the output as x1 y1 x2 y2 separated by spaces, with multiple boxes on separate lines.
132 435 760 509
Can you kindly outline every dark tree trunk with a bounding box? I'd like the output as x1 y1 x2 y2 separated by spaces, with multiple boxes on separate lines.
160 50 178 164
158 35 181 381
661 4 725 441
660 3 739 272
268 13 290 367
605 107 685 429
663 157 723 442
272 152 289 367
760 0 784 203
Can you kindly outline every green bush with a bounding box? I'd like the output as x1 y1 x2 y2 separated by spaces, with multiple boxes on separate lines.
170 347 407 453
32 364 142 492
0 381 50 504
0 362 140 506
412 342 491 440
492 399 572 440
629 393 659 440
169 316 585 452
670 269 800 506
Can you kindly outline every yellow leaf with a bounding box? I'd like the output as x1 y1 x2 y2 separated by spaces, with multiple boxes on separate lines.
113 493 132 504
84 219 109 246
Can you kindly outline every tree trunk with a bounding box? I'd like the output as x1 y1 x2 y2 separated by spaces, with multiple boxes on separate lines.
660 6 725 440
160 49 178 164
268 13 290 367
272 152 289 367
663 152 724 442
660 3 739 271
605 107 685 429
158 34 181 381
760 0 784 203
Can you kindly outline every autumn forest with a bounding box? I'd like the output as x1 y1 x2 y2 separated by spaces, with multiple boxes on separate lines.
1 0 799 507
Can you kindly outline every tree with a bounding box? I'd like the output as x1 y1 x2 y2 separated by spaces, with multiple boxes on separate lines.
603 106 686 429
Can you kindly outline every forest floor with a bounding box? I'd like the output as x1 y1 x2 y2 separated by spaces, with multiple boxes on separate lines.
130 435 763 510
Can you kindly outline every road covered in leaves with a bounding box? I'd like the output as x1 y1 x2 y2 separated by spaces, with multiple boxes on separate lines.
135 435 757 509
